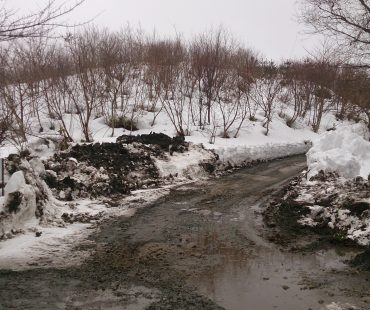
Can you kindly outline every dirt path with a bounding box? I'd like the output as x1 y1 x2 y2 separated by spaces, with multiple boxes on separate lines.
0 155 369 310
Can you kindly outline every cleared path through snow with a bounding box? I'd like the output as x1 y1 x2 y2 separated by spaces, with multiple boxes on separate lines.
0 155 369 310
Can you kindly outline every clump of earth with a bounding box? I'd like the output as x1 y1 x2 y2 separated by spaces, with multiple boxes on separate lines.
264 170 370 269
42 133 191 201
117 132 189 155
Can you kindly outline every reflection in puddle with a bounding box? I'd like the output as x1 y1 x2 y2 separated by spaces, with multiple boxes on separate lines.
194 245 363 310
186 198 363 310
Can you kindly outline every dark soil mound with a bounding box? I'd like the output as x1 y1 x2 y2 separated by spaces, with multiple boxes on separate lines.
58 143 145 171
45 142 160 199
345 201 370 218
117 132 188 155
263 173 369 250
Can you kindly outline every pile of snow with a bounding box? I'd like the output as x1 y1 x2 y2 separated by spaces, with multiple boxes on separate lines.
155 144 215 179
0 157 63 239
307 123 370 179
214 141 311 166
182 113 318 165
0 171 36 237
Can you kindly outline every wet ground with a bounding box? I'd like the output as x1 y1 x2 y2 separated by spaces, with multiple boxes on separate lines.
1 155 369 309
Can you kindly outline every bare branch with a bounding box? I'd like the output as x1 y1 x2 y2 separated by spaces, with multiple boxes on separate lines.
0 0 87 41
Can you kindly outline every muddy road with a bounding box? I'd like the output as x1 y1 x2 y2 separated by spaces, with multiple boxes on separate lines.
1 155 369 310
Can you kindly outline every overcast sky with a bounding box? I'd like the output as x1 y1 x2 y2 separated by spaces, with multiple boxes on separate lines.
8 0 319 61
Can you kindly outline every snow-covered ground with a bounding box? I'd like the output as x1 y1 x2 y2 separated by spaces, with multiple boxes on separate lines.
1 103 338 163
0 101 365 269
119 108 322 165
0 186 172 270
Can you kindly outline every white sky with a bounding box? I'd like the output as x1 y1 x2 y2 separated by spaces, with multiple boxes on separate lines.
7 0 320 61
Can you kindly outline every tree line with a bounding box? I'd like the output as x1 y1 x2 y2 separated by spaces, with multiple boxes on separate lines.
0 26 369 147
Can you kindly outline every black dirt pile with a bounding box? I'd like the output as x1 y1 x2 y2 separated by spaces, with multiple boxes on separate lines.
44 142 160 200
117 132 188 155
263 176 320 246
263 171 370 259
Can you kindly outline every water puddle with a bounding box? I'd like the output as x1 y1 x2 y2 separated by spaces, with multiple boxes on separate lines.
193 247 360 310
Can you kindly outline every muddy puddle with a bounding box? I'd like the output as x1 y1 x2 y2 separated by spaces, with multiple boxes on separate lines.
193 212 367 310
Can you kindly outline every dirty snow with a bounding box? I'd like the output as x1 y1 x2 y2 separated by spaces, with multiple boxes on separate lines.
0 185 171 270
324 302 359 310
0 171 37 237
0 221 92 270
155 144 214 178
284 172 370 246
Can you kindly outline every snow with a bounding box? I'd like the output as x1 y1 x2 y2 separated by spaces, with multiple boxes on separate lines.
0 171 37 237
0 185 170 270
155 144 214 178
4 171 26 197
0 96 368 269
29 157 46 175
307 123 370 179
27 137 58 160
213 141 310 165
325 302 359 310
0 145 18 158
290 172 370 246
0 220 92 270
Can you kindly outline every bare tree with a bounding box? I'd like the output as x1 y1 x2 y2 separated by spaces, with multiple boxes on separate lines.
214 60 239 139
0 46 35 143
0 100 9 146
232 48 258 137
299 0 370 129
300 0 370 63
251 62 281 135
99 29 128 136
191 28 233 126
67 27 106 142
0 0 86 41
341 69 370 131
42 50 76 142
280 61 309 127
144 36 171 126
0 1 85 146
158 38 191 136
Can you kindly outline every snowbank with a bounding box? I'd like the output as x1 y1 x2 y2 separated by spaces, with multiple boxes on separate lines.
155 144 215 179
307 123 370 179
0 171 36 237
0 157 63 239
214 141 311 166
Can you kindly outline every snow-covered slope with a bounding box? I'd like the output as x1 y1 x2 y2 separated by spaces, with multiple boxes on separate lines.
1 102 338 162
